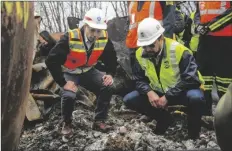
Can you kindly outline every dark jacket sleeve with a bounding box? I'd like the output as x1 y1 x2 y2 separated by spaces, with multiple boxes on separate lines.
99 39 118 77
160 2 185 38
45 32 70 87
194 2 201 25
165 50 202 101
133 58 152 95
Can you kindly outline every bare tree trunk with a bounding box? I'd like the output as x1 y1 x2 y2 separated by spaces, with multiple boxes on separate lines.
123 1 128 16
41 2 52 32
54 2 61 32
1 1 34 150
84 2 88 18
88 2 91 10
41 18 47 31
99 2 102 9
76 1 79 18
48 2 59 32
105 4 108 17
56 2 62 32
119 1 125 16
70 2 74 17
60 2 67 31
115 2 118 15
80 2 83 18
111 2 119 17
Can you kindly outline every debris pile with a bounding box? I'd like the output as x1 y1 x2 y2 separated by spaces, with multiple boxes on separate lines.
20 24 220 150
19 94 220 151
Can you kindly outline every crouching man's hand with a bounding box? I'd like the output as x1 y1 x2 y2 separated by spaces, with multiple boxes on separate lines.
157 95 168 109
63 81 78 93
147 91 160 108
102 75 114 86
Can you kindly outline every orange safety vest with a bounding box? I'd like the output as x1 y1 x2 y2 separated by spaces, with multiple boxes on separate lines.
64 29 108 70
126 1 163 49
199 1 232 36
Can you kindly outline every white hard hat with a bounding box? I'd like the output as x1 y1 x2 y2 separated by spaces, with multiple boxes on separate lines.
137 18 165 46
83 8 107 30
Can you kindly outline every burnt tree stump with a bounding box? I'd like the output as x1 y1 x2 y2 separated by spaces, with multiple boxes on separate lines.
1 2 34 150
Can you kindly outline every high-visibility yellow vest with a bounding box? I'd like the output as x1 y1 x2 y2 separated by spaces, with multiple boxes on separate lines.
136 37 204 93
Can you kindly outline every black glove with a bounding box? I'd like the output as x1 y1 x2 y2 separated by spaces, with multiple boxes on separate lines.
195 24 209 35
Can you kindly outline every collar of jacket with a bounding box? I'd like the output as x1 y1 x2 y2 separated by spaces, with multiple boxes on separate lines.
80 27 94 51
84 30 94 44
162 38 167 58
148 38 167 62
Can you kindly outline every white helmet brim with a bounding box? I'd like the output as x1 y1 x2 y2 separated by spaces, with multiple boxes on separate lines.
137 28 165 46
85 20 107 30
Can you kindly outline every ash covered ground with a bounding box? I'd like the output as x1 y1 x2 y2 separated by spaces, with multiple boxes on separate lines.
19 95 220 151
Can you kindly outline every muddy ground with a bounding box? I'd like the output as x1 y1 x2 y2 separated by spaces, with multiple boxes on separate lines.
19 94 220 151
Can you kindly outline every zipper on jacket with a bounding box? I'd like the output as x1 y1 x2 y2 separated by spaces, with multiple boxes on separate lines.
85 43 94 66
152 57 165 93
157 76 165 93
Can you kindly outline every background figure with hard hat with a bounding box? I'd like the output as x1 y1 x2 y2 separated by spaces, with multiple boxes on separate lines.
123 18 205 139
214 83 232 151
194 1 232 116
45 8 117 135
125 1 185 80
175 7 200 57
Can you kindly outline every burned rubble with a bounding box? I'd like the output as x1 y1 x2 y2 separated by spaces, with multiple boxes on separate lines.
18 16 219 150
19 37 220 150
19 95 219 151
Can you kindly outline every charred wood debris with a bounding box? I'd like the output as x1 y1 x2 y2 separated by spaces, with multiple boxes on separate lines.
20 17 219 151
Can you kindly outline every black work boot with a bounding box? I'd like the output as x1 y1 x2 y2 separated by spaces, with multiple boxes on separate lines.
61 122 72 136
154 113 174 135
92 121 112 133
188 115 201 139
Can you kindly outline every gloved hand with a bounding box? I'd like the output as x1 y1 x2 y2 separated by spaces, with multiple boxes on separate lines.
195 24 209 35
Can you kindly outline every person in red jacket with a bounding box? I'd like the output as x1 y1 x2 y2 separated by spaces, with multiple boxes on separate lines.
194 1 232 115
45 8 117 135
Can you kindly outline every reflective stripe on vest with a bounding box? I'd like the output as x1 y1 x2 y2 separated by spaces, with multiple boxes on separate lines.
63 29 108 74
70 29 79 40
62 66 93 74
176 11 200 52
200 1 227 15
126 2 163 48
199 1 232 36
128 2 134 14
129 2 163 30
189 12 199 52
136 38 204 93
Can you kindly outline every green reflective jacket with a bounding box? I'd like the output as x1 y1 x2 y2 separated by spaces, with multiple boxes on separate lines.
136 37 204 93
